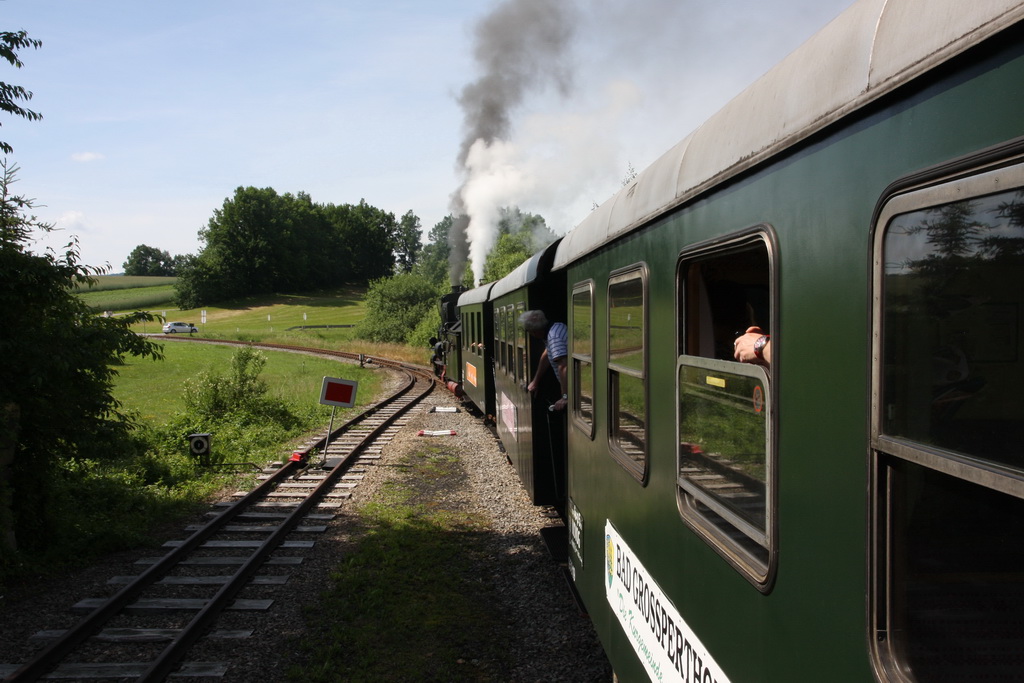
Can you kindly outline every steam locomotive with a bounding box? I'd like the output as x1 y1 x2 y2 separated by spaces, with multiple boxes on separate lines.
438 1 1024 680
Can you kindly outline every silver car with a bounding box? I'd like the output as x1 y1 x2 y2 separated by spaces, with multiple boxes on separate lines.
162 321 197 334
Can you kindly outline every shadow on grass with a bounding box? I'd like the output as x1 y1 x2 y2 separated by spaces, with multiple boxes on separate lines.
294 515 524 682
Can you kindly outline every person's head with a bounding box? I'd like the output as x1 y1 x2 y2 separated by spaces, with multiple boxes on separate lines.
519 309 548 338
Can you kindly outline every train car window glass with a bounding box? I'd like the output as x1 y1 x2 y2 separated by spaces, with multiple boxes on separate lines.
506 305 515 377
495 306 505 371
608 268 647 481
676 235 774 588
677 358 770 573
872 165 1024 680
496 305 504 372
880 186 1024 469
572 282 595 437
516 302 526 382
475 312 481 356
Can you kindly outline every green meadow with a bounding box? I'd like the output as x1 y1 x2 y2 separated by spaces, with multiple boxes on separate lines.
114 341 381 425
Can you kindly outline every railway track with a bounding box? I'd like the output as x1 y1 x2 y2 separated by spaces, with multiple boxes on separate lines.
1 351 437 682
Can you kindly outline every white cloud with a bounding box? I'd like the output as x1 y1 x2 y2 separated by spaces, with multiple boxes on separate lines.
56 210 92 233
71 152 105 163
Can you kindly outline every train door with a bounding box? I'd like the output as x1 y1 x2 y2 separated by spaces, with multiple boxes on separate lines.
870 156 1024 681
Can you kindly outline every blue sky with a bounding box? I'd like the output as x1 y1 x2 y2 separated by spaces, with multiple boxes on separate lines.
3 0 852 270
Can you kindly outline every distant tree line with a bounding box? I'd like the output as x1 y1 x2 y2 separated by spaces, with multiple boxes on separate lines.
122 187 421 308
122 244 186 276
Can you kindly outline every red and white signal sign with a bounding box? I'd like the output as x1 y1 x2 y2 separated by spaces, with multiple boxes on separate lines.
319 376 358 408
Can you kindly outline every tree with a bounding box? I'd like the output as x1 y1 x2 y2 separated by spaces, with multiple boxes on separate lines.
176 187 332 307
482 231 532 282
394 210 422 273
415 214 454 286
176 188 403 308
0 161 161 551
123 244 178 276
0 31 43 154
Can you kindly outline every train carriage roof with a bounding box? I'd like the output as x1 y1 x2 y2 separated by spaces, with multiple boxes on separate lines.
489 238 562 300
553 0 1024 269
457 281 496 307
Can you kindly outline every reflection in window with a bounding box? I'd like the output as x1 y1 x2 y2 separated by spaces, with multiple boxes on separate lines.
608 270 646 479
572 284 594 433
678 359 769 570
883 189 1024 469
516 302 525 381
875 180 1024 680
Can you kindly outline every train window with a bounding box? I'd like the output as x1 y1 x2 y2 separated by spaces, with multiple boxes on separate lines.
676 235 775 588
872 165 1024 681
475 312 482 356
506 306 515 377
608 267 647 481
571 282 595 438
495 306 505 371
516 302 526 382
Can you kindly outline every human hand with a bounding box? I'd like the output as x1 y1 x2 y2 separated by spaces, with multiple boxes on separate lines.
733 326 770 365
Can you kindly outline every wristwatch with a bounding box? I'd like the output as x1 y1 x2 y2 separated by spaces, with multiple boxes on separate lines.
753 334 770 360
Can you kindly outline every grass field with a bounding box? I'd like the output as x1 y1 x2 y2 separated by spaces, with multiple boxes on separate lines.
78 275 177 291
97 281 427 417
125 288 366 337
114 341 381 424
79 284 177 312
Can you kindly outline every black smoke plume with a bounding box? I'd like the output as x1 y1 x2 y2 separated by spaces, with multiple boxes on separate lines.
448 0 577 286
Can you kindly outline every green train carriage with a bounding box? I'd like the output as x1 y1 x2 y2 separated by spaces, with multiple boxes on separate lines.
488 240 566 506
457 282 497 420
549 0 1024 681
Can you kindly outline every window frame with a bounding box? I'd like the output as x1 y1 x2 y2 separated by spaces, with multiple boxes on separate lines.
870 158 1024 679
606 264 649 483
675 228 778 591
571 280 596 439
516 301 526 382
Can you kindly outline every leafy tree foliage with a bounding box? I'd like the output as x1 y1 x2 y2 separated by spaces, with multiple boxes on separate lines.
0 31 42 155
394 210 422 273
122 244 182 276
175 188 414 308
481 207 557 281
0 161 161 552
482 231 533 282
354 272 440 344
415 214 454 286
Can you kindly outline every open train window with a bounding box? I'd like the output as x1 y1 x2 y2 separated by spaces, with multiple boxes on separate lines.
608 267 647 481
571 281 595 438
676 233 776 589
871 162 1024 681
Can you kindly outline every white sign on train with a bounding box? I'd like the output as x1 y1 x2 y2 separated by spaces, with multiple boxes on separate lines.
605 521 730 683
319 376 358 408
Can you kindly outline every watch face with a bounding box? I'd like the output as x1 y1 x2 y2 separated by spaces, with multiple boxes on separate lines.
754 335 769 357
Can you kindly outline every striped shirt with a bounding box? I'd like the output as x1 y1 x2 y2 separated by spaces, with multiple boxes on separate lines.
547 322 568 365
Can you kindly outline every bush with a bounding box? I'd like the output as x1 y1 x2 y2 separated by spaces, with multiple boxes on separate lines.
355 273 440 345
